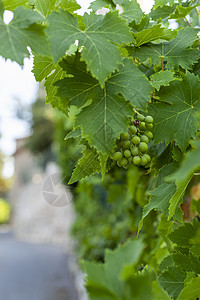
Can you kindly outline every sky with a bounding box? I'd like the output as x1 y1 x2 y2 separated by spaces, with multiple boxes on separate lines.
0 0 154 177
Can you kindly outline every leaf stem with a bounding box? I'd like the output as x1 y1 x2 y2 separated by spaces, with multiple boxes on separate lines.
184 17 193 28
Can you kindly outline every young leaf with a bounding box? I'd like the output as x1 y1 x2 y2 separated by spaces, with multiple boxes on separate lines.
134 25 176 47
0 7 50 65
138 182 176 232
153 0 174 9
170 4 198 19
167 141 200 218
128 27 199 70
149 72 200 151
34 0 57 17
2 0 28 11
57 0 81 12
178 276 200 300
89 0 116 11
69 147 101 184
149 4 177 21
33 55 55 82
46 10 132 85
150 70 175 91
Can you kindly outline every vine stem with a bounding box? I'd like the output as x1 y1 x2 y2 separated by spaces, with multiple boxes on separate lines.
184 17 193 28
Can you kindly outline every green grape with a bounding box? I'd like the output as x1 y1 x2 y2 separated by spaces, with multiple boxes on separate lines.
123 164 129 169
133 156 141 166
145 131 153 139
129 125 137 134
143 154 151 163
141 156 148 166
113 152 123 161
128 157 133 164
120 157 128 166
137 114 145 121
141 135 149 143
124 150 131 158
120 132 129 140
122 140 131 149
131 146 139 156
131 136 140 145
117 161 122 167
145 123 153 130
145 116 154 124
139 122 146 130
139 142 148 153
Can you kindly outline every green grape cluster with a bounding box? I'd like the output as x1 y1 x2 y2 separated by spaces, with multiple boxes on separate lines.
113 112 154 169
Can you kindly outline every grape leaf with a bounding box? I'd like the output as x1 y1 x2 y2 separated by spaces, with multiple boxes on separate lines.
69 147 101 184
64 128 81 140
170 4 198 19
154 0 174 9
57 0 80 12
128 27 199 70
159 266 186 299
0 6 50 65
149 72 200 151
150 70 175 91
89 0 116 11
113 0 144 24
149 4 177 21
46 10 132 85
169 218 200 248
167 141 200 218
2 0 28 11
138 182 176 232
33 55 54 82
82 239 145 299
44 63 67 113
178 276 200 300
134 25 176 47
55 55 151 153
34 0 57 17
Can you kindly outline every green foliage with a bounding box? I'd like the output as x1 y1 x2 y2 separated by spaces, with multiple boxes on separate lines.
1 0 200 299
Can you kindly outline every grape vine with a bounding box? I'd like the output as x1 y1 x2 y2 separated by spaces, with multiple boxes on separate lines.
0 0 200 299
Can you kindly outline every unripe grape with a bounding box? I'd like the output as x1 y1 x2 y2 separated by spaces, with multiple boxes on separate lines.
122 140 131 149
141 135 149 143
133 156 141 166
129 125 137 134
145 131 153 139
143 154 151 163
120 132 129 140
145 116 154 124
128 157 133 164
124 150 131 158
139 142 148 153
117 161 122 167
141 156 148 166
131 146 139 156
123 164 129 169
139 122 146 130
145 123 153 130
137 114 145 121
120 157 128 166
113 152 123 161
131 136 140 145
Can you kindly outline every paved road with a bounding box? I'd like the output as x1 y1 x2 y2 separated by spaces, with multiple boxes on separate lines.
0 232 79 300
